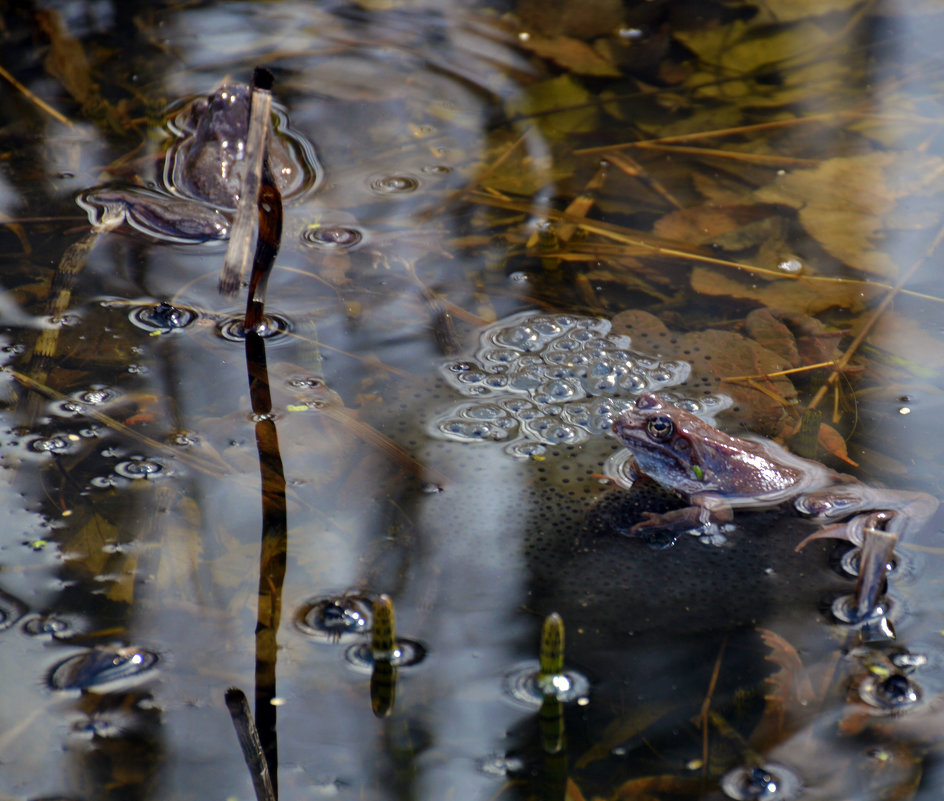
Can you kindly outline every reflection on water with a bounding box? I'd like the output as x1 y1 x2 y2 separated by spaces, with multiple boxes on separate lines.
0 2 944 801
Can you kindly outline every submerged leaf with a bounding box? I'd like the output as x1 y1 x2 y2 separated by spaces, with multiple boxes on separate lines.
755 152 944 277
520 34 621 76
507 74 598 137
690 266 873 315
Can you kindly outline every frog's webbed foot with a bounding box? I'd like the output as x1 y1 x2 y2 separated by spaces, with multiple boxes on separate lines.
794 512 882 550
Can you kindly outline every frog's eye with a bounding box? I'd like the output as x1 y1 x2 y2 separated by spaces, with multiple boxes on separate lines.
646 415 674 440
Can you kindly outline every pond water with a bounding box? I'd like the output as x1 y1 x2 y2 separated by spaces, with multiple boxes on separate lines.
2 2 944 800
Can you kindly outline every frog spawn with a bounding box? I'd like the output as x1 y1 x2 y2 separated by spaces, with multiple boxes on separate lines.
430 311 724 458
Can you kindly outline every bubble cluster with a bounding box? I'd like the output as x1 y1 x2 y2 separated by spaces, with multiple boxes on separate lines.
430 311 719 457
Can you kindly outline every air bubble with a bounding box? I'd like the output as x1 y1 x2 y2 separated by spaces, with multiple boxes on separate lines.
47 645 159 691
858 673 922 711
77 387 119 405
295 595 373 643
720 764 801 800
502 660 590 709
839 546 897 578
114 457 164 479
28 436 71 455
368 174 419 194
344 638 427 671
301 224 364 250
217 313 293 342
23 614 76 637
128 301 195 332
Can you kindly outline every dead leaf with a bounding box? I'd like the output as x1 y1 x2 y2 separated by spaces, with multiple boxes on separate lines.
818 423 857 466
519 34 621 77
755 152 944 277
690 265 873 315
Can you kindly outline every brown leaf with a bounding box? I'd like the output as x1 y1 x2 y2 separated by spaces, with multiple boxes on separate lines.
818 423 857 467
690 265 874 315
755 152 944 277
519 34 621 76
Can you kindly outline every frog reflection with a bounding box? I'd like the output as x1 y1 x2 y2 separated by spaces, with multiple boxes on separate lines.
78 83 320 243
611 393 939 545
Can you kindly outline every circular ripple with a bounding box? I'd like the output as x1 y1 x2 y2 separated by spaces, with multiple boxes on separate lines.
502 660 590 709
344 638 427 671
295 595 374 643
114 457 164 480
367 174 419 195
47 646 159 691
129 301 196 332
720 763 801 800
217 313 293 342
858 673 922 711
301 224 364 251
0 591 26 632
830 593 893 625
23 614 76 638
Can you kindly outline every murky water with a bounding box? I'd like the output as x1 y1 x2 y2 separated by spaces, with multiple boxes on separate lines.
2 2 944 800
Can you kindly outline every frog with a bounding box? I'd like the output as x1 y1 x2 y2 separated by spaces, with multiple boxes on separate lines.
611 393 938 545
78 82 318 243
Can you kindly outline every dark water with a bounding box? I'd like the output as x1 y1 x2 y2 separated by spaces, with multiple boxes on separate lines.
2 3 944 800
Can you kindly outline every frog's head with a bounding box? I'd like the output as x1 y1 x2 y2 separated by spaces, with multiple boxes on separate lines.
612 393 722 494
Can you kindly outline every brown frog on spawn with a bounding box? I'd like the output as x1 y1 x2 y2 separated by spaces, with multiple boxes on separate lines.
79 83 316 243
611 393 938 545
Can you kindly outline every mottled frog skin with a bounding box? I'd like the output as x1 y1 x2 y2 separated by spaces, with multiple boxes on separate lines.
612 393 938 543
167 82 299 210
79 83 305 243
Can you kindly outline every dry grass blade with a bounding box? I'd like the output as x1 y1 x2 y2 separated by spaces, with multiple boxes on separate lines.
0 63 72 127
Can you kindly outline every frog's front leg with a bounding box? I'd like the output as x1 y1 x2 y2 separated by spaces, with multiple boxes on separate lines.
630 492 733 536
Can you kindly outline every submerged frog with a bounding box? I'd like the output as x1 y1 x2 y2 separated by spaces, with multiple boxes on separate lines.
79 82 319 243
611 393 938 544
